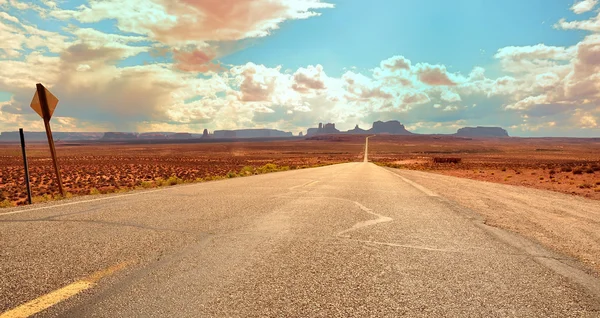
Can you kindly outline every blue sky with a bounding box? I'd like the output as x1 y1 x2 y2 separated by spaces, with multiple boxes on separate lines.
222 0 587 76
0 0 599 136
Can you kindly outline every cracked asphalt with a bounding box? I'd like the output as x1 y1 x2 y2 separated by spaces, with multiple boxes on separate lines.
1 160 600 317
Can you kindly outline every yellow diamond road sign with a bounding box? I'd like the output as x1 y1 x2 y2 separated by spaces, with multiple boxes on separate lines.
30 86 59 119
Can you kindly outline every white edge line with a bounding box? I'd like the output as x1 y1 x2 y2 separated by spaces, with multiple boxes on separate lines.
386 169 439 197
0 184 184 217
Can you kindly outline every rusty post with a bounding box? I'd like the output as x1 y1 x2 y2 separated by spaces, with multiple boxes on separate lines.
19 128 32 204
36 83 65 196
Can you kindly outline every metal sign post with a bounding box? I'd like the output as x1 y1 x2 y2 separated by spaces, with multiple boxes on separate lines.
19 128 32 204
30 83 65 196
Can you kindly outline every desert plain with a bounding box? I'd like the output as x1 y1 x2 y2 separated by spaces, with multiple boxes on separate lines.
1 135 599 207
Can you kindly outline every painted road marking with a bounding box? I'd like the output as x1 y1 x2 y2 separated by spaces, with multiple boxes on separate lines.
386 170 439 197
289 180 319 190
0 262 129 318
0 182 191 217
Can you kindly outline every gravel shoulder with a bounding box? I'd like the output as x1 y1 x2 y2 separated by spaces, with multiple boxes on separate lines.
388 168 600 276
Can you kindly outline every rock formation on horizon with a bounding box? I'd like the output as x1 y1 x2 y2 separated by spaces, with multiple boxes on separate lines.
213 128 293 139
347 124 367 134
101 132 138 140
202 129 210 138
306 120 411 136
368 120 412 135
455 126 509 137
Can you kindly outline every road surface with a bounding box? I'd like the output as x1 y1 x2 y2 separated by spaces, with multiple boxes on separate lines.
1 140 599 317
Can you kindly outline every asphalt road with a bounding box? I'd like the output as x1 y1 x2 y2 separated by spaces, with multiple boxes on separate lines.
1 143 600 317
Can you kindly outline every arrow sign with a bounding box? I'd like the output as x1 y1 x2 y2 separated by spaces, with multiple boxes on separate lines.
30 85 58 119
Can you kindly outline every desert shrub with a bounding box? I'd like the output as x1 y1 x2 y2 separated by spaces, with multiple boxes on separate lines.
562 166 573 173
549 170 556 175
592 165 600 172
0 200 13 208
573 168 583 175
140 181 153 188
515 171 521 175
539 177 544 180
33 194 53 203
596 181 600 186
239 166 255 176
257 163 279 174
501 167 507 172
585 168 595 174
226 171 238 178
89 188 101 195
166 176 183 186
155 178 165 187
195 177 205 182
578 183 593 189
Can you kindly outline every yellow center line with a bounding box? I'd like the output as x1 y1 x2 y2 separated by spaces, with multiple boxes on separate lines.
0 262 130 318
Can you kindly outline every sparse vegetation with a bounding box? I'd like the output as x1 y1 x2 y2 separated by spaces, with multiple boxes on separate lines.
89 188 101 195
0 200 14 208
573 168 584 175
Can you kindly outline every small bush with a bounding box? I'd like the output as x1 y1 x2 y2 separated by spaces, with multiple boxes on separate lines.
140 181 153 188
257 163 279 174
89 188 101 195
239 166 255 176
33 194 53 203
166 176 183 186
585 168 595 174
562 167 573 173
578 183 593 189
573 168 583 175
226 171 238 178
155 178 165 187
501 167 507 172
549 170 556 175
539 177 544 180
596 181 600 186
515 171 521 175
0 200 14 208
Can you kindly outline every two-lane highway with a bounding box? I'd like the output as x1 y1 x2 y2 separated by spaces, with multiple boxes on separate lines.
1 141 600 316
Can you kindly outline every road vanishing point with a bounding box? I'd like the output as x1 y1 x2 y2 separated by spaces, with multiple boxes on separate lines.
1 137 600 317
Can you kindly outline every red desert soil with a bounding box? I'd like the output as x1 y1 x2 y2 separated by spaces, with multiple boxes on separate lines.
368 135 600 201
0 138 365 206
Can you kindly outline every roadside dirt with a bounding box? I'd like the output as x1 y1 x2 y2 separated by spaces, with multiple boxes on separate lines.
369 135 600 200
393 169 600 277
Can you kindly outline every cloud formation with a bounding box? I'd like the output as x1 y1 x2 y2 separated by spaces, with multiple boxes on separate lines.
0 0 598 136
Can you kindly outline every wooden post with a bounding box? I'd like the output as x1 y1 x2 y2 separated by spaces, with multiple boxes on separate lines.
19 128 33 204
36 83 65 196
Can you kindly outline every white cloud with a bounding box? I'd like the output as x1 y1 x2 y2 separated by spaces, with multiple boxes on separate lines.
571 0 598 14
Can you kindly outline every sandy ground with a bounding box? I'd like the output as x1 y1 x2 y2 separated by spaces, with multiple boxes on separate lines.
369 135 600 201
391 168 600 276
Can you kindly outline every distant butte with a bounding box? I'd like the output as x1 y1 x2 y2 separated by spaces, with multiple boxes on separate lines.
305 121 509 138
454 126 509 138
